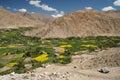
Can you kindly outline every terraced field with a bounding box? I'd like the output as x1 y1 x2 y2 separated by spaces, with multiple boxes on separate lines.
0 27 120 75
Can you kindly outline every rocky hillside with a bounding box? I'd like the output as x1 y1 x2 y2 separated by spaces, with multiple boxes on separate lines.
104 10 120 18
25 10 120 38
0 8 41 28
17 12 54 24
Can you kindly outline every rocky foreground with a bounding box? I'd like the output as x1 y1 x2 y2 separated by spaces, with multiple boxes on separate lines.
0 48 120 80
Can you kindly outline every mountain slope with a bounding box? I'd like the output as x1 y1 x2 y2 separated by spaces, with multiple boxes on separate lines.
104 10 120 18
25 10 120 38
17 12 54 24
0 8 41 28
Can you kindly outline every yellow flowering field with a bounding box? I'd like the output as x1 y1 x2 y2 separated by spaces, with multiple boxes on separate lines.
7 62 18 67
81 44 97 48
33 54 48 62
60 44 72 48
59 55 65 59
60 42 68 44
8 45 16 48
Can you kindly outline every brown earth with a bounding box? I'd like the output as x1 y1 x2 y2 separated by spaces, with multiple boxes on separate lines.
71 48 120 69
25 9 120 38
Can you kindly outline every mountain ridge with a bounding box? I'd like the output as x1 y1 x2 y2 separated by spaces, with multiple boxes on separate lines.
25 9 120 38
16 12 54 24
0 8 43 28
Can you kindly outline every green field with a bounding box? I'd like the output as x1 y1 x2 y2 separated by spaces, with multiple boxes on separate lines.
0 27 120 75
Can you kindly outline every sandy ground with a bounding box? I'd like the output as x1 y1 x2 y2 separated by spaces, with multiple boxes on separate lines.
0 48 120 80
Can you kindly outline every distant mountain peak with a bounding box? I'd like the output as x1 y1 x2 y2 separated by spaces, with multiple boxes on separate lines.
0 8 41 28
17 11 54 24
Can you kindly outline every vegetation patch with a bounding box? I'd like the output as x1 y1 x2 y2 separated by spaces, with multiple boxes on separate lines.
0 27 120 75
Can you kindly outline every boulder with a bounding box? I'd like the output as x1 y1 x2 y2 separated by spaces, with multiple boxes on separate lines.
98 67 109 73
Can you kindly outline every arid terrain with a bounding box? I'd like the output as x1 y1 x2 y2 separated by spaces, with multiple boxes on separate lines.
0 48 120 80
0 7 120 80
0 8 40 28
25 10 120 38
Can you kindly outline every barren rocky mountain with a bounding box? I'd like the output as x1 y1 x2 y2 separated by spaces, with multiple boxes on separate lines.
104 10 120 18
17 12 54 24
0 8 42 28
25 9 120 38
